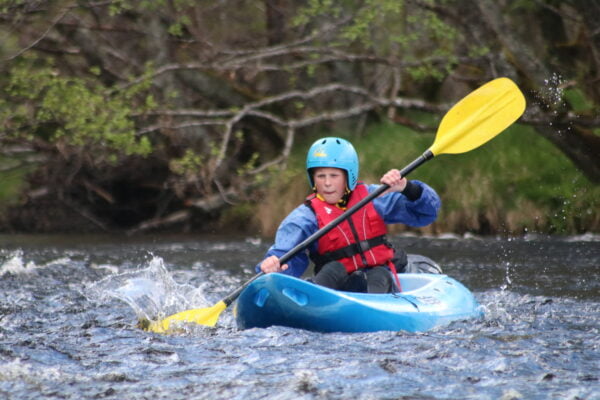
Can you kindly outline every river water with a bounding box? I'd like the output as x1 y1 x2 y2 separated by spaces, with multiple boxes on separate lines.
0 233 598 399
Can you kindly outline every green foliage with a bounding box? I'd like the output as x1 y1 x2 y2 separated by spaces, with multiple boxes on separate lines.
168 15 192 37
417 122 598 233
467 45 491 58
563 88 595 113
268 119 599 234
218 202 256 231
105 0 197 37
339 0 402 46
354 120 434 179
0 0 26 13
108 0 196 15
170 149 204 176
1 56 153 162
236 153 260 176
294 0 459 81
292 0 339 26
0 158 31 212
0 0 597 234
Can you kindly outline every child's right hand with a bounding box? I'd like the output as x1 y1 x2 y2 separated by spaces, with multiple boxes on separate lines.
260 255 289 273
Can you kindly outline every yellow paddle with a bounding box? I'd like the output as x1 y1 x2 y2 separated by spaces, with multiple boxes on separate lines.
141 77 525 334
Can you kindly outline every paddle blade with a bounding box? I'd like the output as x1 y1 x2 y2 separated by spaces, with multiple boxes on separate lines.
429 77 526 156
144 301 227 334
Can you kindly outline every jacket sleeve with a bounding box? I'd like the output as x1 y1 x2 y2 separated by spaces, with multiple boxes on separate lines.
254 204 318 277
371 180 441 227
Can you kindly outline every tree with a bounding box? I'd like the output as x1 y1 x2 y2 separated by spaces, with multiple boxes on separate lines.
424 0 600 181
0 0 598 232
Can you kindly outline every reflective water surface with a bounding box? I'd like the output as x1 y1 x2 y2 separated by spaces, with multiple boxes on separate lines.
1 233 599 399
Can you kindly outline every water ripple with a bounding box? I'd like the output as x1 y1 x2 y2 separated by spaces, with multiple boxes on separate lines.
0 235 598 399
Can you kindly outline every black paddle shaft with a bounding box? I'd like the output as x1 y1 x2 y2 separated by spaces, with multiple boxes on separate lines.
223 150 434 305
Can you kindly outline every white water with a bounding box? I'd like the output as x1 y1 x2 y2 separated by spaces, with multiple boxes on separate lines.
0 234 599 399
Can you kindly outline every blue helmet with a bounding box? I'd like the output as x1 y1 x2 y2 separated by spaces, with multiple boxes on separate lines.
306 137 359 190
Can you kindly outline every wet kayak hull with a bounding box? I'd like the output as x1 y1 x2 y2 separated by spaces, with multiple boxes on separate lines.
234 273 483 333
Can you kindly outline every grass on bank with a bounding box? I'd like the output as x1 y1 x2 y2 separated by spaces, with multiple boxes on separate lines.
2 119 597 236
252 120 599 236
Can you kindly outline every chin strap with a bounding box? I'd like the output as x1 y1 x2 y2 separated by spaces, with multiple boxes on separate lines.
314 187 352 210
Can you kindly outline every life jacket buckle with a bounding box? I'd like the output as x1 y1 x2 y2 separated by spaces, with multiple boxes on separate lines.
357 240 371 253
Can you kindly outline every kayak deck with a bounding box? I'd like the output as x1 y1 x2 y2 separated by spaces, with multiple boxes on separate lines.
234 273 483 333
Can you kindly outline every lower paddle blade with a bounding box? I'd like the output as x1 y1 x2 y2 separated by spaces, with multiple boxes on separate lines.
145 301 227 333
430 77 526 156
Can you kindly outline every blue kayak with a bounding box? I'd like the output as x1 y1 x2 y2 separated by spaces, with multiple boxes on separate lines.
234 273 483 333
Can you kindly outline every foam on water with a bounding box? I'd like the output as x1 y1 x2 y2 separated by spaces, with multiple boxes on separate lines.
0 250 76 277
0 250 38 276
0 234 598 400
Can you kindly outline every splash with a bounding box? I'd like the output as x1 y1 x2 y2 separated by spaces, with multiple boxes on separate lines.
541 72 565 108
500 261 512 292
0 250 37 276
499 237 514 292
86 256 211 321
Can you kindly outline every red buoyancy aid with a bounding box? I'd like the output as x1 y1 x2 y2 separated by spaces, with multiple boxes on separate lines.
306 183 397 275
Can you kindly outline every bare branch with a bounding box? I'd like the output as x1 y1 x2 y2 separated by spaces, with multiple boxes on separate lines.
126 210 191 235
5 4 74 61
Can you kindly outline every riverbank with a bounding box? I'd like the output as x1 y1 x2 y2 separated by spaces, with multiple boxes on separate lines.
1 121 598 236
251 121 599 237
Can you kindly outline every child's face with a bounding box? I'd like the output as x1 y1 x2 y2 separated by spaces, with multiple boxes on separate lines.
313 167 347 205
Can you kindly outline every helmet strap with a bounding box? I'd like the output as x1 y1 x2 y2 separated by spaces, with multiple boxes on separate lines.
314 186 352 210
337 187 351 209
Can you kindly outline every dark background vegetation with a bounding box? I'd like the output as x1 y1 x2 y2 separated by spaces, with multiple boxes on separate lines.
1 0 598 236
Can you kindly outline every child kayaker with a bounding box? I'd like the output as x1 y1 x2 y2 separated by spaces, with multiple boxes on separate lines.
257 136 441 293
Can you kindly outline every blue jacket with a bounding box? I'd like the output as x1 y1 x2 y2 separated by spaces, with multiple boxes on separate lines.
256 180 441 277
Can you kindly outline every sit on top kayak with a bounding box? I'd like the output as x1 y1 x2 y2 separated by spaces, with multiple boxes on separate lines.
234 271 483 333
